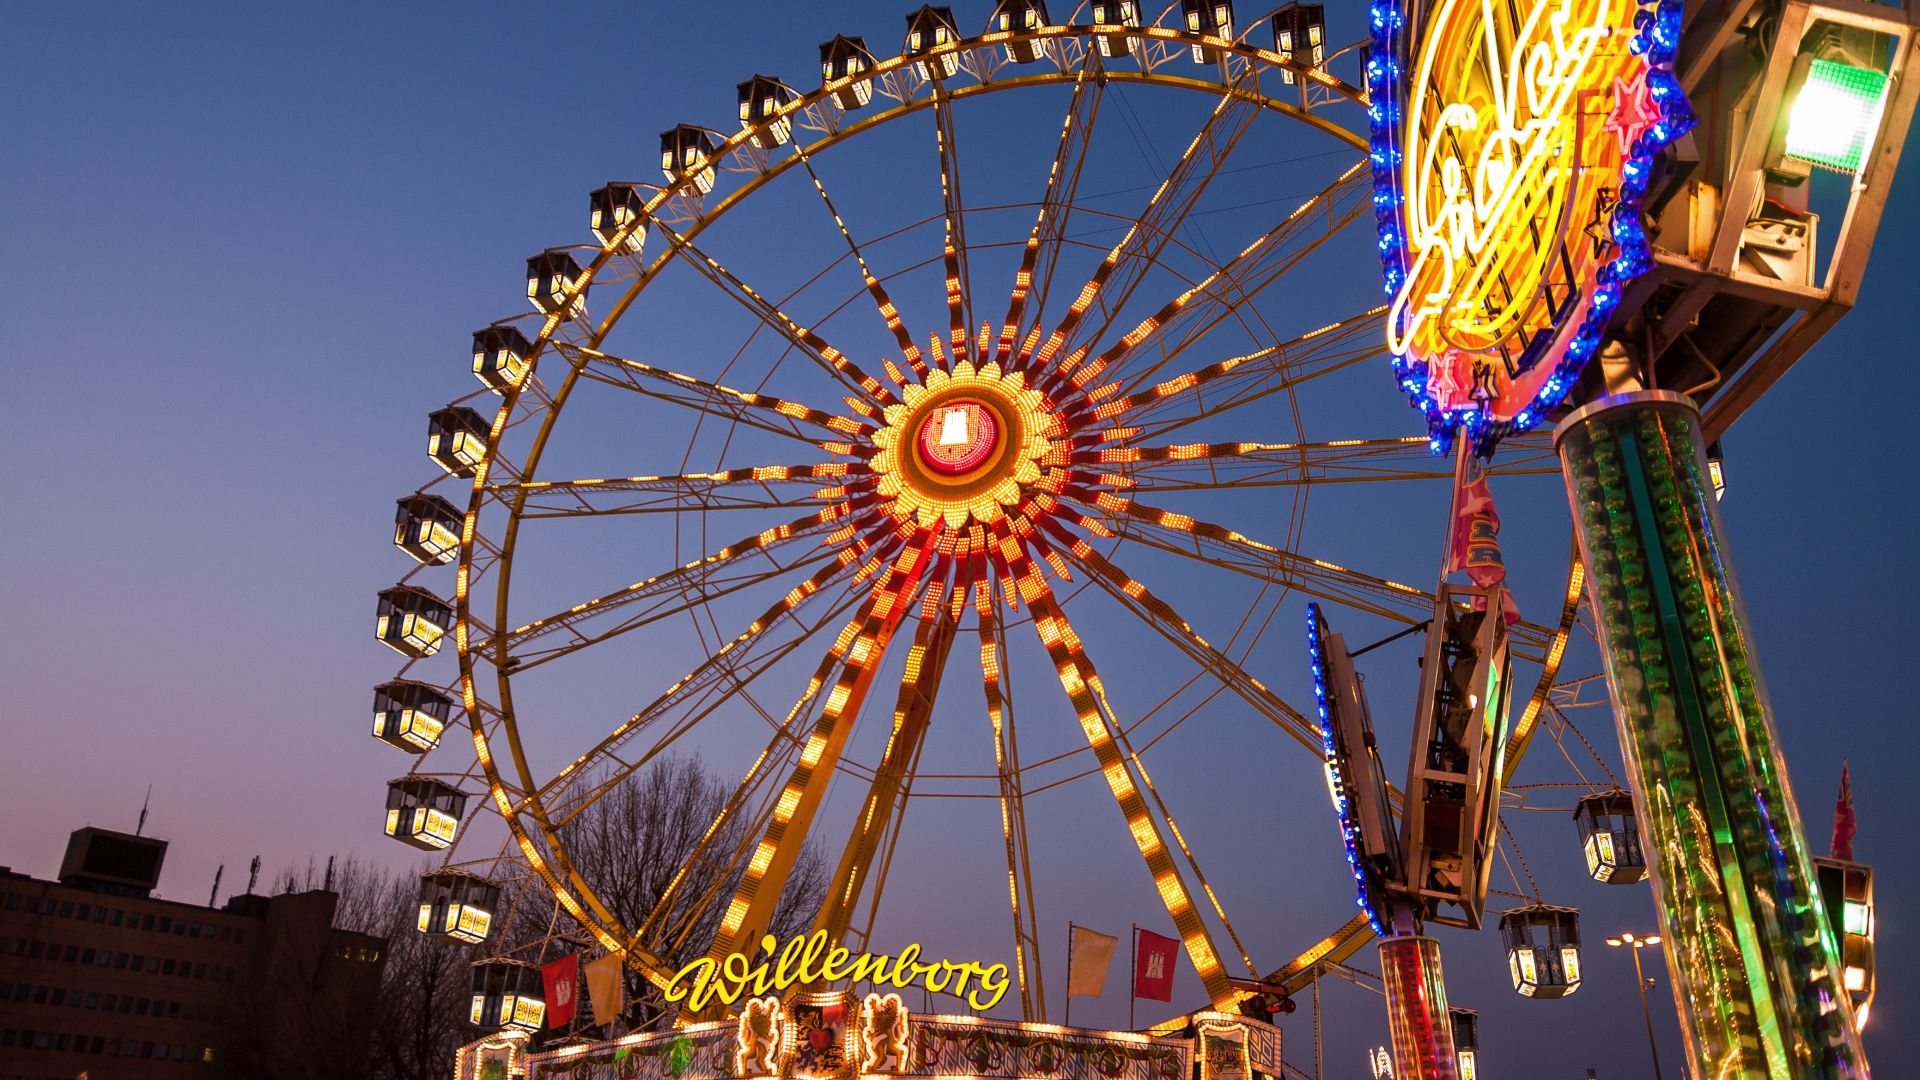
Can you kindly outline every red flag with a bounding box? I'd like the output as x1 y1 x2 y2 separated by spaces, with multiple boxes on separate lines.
1133 930 1179 1002
1446 450 1521 625
1832 761 1856 861
542 953 580 1029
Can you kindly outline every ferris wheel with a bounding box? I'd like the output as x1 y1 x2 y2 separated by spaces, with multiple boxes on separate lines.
371 2 1598 1028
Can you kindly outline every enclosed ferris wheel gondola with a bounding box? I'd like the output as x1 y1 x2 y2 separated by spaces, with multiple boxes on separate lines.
470 957 545 1032
384 777 469 851
418 869 501 945
375 584 454 658
1270 3 1324 85
991 0 1052 62
394 493 462 566
1449 1007 1479 1078
904 6 962 80
1573 789 1647 884
737 75 797 148
588 183 647 256
427 405 489 478
472 323 534 394
819 36 877 109
1089 0 1141 56
526 247 588 318
1180 0 1235 63
372 678 453 753
659 124 719 193
1499 904 1583 998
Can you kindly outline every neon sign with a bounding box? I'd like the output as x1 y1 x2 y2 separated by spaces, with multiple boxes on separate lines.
665 931 1011 1013
1368 0 1694 452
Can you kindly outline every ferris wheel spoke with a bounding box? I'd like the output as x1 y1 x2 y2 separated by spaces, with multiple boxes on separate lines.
1003 45 1106 365
1085 309 1385 440
1078 163 1374 393
529 525 906 822
1031 68 1262 372
1091 433 1558 493
494 462 864 519
814 559 960 949
1046 525 1320 754
648 219 895 407
698 527 944 994
1086 494 1555 650
788 143 929 379
496 506 848 669
931 74 976 355
976 558 1047 1021
989 518 1238 1009
555 342 871 443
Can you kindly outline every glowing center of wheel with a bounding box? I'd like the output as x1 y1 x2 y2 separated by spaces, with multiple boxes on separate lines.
915 399 999 476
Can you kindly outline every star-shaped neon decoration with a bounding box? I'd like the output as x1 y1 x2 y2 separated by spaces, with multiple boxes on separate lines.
1426 348 1475 412
1605 67 1661 158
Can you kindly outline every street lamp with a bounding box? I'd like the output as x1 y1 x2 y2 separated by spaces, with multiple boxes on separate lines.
1605 931 1666 1080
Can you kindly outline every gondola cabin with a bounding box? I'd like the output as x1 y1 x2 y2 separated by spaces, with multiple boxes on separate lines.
991 1 1051 62
904 6 962 80
1573 789 1647 884
820 36 877 109
427 406 489 478
1181 0 1235 63
375 585 453 659
394 493 462 566
660 125 718 194
418 869 500 945
589 182 648 256
526 247 587 318
373 679 453 753
737 75 796 148
1450 1008 1479 1079
1089 0 1140 57
384 777 468 850
471 958 546 1031
1271 3 1324 84
1499 905 1582 998
1815 856 1876 1028
472 323 534 394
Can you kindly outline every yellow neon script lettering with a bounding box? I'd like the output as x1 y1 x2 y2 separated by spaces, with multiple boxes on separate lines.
1390 0 1623 358
663 931 1011 1012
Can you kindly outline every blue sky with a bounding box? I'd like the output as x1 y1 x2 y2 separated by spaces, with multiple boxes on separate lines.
2 3 1913 1075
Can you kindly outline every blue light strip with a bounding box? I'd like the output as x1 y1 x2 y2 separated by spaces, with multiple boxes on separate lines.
1306 603 1386 937
1365 0 1697 456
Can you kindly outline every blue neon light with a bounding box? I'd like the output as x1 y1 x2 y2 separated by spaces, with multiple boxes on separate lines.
1306 603 1386 937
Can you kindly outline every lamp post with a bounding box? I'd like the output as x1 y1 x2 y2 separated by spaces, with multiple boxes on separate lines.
1605 932 1665 1080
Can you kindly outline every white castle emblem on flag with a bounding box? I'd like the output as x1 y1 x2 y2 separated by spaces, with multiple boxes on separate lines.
1144 953 1165 979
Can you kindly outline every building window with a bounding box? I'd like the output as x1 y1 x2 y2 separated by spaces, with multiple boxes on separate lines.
167 1001 181 1019
104 994 116 1010
63 944 78 962
234 928 245 945
141 1040 154 1058
157 916 171 933
12 983 26 1001
189 921 202 938
23 896 39 913
50 989 64 1006
27 941 42 959
162 959 175 976
0 1028 12 1046
58 902 73 918
141 914 154 931
56 1033 72 1051
111 909 123 926
32 986 47 1004
193 963 206 979
75 904 89 920
2 893 16 910
93 907 106 923
114 952 127 970
94 950 109 967
117 997 131 1014
81 948 94 965
146 956 159 973
219 925 231 942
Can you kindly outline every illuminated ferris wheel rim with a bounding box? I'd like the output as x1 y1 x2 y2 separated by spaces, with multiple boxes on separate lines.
420 14 1582 1011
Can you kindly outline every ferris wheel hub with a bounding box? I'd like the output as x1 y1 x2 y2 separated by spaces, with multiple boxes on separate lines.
915 398 1001 477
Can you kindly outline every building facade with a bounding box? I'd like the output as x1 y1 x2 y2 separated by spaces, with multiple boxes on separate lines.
0 827 385 1079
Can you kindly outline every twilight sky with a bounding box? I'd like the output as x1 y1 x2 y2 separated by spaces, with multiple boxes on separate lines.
2 3 1913 1076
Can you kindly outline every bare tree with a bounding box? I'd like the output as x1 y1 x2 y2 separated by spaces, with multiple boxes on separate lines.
267 756 827 1079
528 755 829 1031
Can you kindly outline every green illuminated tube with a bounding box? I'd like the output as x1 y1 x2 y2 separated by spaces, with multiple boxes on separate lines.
1555 391 1868 1079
